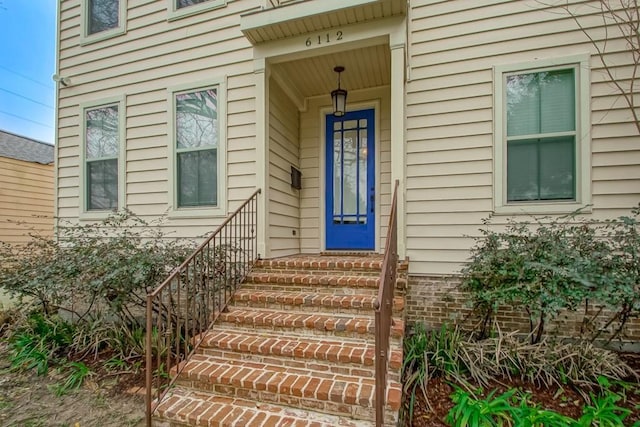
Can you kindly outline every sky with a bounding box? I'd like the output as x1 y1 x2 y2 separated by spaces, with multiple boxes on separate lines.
0 1 57 145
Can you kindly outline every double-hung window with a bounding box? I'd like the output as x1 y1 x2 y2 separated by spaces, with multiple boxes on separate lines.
494 55 591 214
168 0 226 20
82 0 126 44
82 101 123 214
170 84 226 215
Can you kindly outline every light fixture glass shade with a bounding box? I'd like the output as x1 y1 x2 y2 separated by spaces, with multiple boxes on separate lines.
331 87 347 117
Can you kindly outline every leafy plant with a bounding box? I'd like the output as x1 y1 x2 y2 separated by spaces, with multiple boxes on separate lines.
401 322 430 423
446 387 516 427
512 393 575 427
50 361 93 396
578 390 632 427
8 312 74 375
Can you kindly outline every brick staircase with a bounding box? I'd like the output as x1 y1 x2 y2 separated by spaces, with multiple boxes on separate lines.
153 254 406 427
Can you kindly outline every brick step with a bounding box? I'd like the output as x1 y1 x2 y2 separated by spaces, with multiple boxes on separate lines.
197 330 403 382
218 308 404 342
175 354 402 422
254 256 386 277
154 388 375 427
242 272 382 295
231 290 405 315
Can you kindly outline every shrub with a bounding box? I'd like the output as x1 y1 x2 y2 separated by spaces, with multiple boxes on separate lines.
0 210 199 381
0 211 193 331
460 204 640 343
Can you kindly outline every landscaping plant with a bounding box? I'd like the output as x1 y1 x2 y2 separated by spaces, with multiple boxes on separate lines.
0 211 197 392
460 204 640 344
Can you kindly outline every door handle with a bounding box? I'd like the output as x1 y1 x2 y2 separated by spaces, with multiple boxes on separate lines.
370 192 374 213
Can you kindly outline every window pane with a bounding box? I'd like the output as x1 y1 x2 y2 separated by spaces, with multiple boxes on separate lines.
176 89 218 149
333 133 342 218
540 136 575 199
506 73 540 137
177 0 210 9
507 137 575 202
358 130 367 219
342 130 357 216
87 159 118 210
507 69 575 136
88 0 119 34
86 105 119 159
177 149 217 207
507 139 539 201
540 69 575 133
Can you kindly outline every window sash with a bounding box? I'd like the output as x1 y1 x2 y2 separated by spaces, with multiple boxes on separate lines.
85 103 120 211
88 0 120 35
504 66 578 204
507 136 576 202
87 158 118 211
176 0 211 9
174 87 219 208
177 148 218 207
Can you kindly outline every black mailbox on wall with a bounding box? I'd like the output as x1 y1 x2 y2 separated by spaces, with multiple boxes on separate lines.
291 166 302 190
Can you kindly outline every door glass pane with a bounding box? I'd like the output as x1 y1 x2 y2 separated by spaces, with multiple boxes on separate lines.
333 133 342 217
343 120 357 130
342 130 358 216
359 130 368 221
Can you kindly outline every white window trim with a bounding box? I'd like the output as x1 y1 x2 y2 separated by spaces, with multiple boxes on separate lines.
168 78 227 219
79 96 127 221
80 0 127 45
493 54 592 215
167 0 227 21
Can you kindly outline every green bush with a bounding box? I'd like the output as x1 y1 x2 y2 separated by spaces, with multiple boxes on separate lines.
460 204 640 343
0 210 198 379
0 211 193 328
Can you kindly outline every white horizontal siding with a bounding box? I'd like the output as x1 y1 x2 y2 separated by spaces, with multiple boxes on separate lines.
406 0 640 275
56 0 261 236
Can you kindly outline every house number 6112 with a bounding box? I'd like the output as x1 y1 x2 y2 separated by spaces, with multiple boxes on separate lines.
305 31 343 47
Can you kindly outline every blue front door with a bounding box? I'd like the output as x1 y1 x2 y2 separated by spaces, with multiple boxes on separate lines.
325 109 375 250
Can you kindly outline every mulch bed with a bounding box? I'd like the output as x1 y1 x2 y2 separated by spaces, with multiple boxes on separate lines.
406 353 640 427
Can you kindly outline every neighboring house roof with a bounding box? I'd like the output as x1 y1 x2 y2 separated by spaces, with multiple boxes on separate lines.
0 129 54 165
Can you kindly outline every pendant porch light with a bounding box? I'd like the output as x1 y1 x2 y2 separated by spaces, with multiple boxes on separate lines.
331 66 347 117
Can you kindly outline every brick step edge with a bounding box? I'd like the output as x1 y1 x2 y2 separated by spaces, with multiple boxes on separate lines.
176 354 402 413
246 272 381 288
198 330 403 371
232 290 405 312
154 388 375 427
218 308 405 340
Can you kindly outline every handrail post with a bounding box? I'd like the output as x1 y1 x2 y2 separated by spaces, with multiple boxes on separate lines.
145 294 153 427
374 180 399 427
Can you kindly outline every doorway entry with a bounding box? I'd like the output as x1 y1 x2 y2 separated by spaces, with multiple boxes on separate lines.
325 109 375 250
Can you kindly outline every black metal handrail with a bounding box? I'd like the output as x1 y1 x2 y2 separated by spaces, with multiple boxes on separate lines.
144 189 261 426
374 180 399 427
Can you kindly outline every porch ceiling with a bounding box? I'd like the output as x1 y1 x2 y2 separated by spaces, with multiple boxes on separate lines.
272 44 391 99
241 0 406 45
